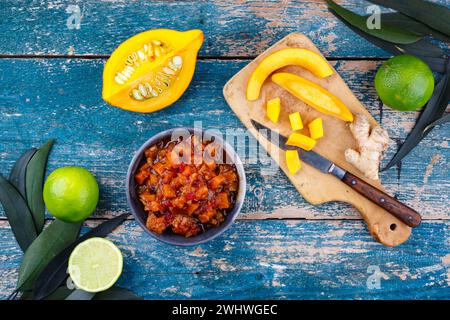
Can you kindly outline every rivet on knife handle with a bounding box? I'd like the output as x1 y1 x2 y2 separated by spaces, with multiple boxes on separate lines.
341 172 422 228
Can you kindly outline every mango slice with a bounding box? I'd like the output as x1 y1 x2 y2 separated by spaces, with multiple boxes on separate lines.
246 48 334 101
308 118 324 139
102 29 203 113
272 72 354 122
285 150 302 174
267 97 281 123
289 112 303 130
286 133 316 151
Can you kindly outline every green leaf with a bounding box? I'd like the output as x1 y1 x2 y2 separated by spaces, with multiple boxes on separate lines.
327 0 422 44
18 290 34 300
43 286 74 300
367 0 450 37
383 60 450 170
25 139 54 234
378 12 450 43
93 287 143 300
43 286 143 301
33 213 130 300
17 219 81 292
9 148 37 201
0 175 37 252
7 289 20 300
65 289 95 300
335 14 447 73
424 113 450 132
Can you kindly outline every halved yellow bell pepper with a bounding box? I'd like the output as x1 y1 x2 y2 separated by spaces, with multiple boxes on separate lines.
308 118 324 139
285 150 302 174
266 97 281 123
246 48 334 101
272 72 354 122
289 112 303 130
286 132 316 151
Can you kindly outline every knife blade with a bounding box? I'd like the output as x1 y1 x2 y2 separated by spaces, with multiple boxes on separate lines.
250 119 421 228
251 119 347 178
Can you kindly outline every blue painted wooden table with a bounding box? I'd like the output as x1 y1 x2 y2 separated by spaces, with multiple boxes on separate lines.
0 0 449 299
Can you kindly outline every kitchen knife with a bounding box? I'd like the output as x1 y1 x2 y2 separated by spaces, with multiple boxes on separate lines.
250 119 422 228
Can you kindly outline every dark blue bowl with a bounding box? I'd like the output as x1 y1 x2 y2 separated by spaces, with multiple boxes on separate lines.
126 128 246 246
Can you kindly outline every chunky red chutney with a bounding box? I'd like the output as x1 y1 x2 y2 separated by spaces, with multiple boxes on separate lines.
135 134 238 237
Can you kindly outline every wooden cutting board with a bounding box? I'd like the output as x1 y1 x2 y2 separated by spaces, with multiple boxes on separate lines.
223 33 411 247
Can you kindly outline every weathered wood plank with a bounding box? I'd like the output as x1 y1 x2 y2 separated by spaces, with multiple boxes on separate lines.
396 140 449 219
1 219 449 300
0 59 447 219
0 0 448 57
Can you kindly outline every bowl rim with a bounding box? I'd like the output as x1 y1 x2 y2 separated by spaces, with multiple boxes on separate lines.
126 127 246 246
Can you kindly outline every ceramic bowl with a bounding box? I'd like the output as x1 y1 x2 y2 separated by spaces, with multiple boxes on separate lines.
126 128 246 246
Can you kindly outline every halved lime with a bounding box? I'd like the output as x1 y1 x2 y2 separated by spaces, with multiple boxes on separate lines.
68 237 123 293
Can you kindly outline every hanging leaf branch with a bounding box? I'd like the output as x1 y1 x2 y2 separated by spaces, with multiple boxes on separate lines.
327 0 447 71
327 0 449 169
383 61 450 170
378 12 450 42
326 0 422 44
334 15 447 72
366 0 450 37
424 113 450 132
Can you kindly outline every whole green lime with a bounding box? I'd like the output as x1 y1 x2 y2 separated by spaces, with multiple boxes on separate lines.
43 166 99 222
375 54 434 111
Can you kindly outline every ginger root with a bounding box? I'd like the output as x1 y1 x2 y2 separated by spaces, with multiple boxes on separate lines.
345 114 390 180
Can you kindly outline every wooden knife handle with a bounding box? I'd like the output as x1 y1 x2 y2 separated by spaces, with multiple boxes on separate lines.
342 172 422 228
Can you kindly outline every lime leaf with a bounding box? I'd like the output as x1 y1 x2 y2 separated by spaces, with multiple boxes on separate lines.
9 148 37 201
25 139 54 233
377 12 450 43
335 15 447 73
424 113 450 132
43 286 74 300
65 289 95 300
327 0 422 44
0 175 37 251
367 0 450 37
44 286 143 300
17 219 81 292
93 287 143 300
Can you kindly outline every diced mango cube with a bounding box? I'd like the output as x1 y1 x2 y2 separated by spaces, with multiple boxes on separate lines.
285 150 302 174
289 112 303 130
266 97 281 123
286 133 316 151
308 117 324 140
